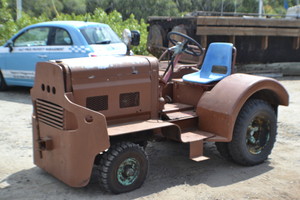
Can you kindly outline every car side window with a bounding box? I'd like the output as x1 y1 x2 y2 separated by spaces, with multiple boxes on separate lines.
14 27 50 47
53 28 72 45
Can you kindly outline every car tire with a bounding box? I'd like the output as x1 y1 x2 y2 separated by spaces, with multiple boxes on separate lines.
0 71 7 91
97 142 148 194
228 99 277 166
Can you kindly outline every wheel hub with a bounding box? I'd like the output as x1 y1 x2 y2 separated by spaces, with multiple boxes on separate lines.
246 117 270 155
117 158 140 186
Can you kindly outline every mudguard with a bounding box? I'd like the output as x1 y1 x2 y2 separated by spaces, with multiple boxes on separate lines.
196 73 289 142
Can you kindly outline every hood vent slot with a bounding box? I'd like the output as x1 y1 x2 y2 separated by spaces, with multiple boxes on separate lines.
36 99 64 130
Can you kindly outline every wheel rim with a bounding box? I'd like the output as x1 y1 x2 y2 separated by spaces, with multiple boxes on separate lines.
117 158 140 186
246 116 270 155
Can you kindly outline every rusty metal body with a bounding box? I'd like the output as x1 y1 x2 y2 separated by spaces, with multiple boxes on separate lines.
31 53 288 188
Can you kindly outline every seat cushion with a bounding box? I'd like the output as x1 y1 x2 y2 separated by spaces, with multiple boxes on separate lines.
182 71 226 84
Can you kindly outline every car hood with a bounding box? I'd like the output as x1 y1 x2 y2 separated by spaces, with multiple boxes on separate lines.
89 43 127 56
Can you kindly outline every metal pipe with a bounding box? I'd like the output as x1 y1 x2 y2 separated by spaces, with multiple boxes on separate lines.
16 0 22 20
258 0 263 18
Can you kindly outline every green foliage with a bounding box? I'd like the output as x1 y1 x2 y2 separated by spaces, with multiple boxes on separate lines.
0 0 13 23
4 0 300 21
0 9 50 45
237 0 258 13
62 0 86 15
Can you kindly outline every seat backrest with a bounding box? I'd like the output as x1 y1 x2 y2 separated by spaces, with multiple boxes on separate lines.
200 42 233 78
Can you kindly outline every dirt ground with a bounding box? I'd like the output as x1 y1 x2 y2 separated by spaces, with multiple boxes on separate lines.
0 76 299 200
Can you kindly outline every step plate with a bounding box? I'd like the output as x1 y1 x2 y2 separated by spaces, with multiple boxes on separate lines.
163 103 194 113
166 110 197 121
191 156 210 162
181 130 215 143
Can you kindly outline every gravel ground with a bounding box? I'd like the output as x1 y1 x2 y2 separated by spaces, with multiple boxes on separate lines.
0 76 299 200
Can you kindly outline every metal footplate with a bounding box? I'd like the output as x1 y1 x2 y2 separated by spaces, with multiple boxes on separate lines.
181 130 215 162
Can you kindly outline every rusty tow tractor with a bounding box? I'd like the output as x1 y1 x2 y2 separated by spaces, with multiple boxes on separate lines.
31 32 289 194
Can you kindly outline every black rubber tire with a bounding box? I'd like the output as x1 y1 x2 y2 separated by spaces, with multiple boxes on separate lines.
215 142 232 160
97 142 148 194
228 99 277 166
0 71 7 91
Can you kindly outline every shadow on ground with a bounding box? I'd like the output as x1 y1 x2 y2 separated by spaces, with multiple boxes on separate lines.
0 141 273 200
0 87 31 105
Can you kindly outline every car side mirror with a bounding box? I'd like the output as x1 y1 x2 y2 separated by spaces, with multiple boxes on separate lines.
122 29 132 47
130 30 140 46
122 29 140 46
7 41 13 52
122 29 140 55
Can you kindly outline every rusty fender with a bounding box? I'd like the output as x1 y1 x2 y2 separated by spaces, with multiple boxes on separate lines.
196 73 289 142
31 62 110 187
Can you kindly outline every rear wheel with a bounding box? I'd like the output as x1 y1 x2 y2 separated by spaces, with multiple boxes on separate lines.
97 142 148 194
0 71 7 91
228 99 277 166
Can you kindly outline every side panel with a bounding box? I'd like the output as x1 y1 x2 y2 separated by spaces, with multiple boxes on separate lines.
196 73 289 142
31 62 110 187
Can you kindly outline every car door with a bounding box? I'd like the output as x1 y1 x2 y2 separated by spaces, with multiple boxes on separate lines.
1 26 88 87
2 27 51 87
45 27 88 61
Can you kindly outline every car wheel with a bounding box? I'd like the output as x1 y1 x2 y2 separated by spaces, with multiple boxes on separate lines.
0 71 7 91
228 99 277 166
97 142 148 194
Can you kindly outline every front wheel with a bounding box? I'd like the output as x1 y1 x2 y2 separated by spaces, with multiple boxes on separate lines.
97 142 148 194
228 99 277 166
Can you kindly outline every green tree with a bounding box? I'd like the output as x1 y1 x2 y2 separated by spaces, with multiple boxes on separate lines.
0 0 13 23
174 0 193 12
236 0 258 13
62 0 86 15
90 0 180 20
86 0 103 13
7 0 63 18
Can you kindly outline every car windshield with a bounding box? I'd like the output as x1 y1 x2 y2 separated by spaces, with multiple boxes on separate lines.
80 25 122 45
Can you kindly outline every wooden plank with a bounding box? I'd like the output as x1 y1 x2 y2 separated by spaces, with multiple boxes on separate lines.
201 35 207 48
197 16 300 27
293 37 300 50
236 62 300 76
261 36 268 50
229 36 235 45
196 26 300 37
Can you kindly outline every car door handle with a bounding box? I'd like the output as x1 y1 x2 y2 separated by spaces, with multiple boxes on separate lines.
38 55 48 59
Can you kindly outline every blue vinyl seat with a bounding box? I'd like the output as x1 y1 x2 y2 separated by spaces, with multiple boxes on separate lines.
182 42 235 84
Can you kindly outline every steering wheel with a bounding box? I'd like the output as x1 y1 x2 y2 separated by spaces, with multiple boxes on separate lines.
167 32 204 57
